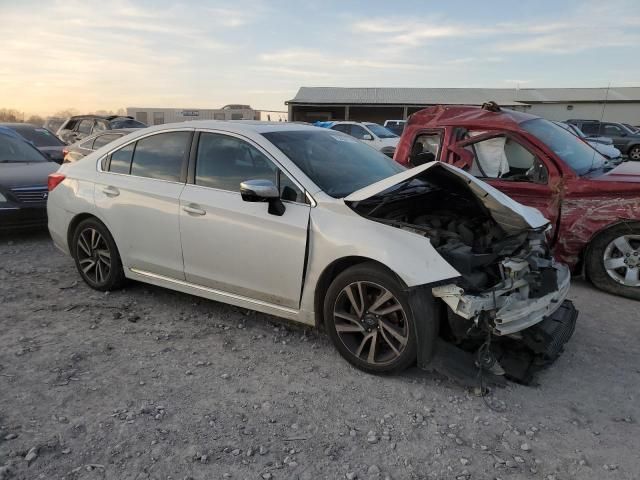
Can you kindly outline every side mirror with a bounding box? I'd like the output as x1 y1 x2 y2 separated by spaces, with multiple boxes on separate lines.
240 179 285 216
362 134 373 141
620 132 627 137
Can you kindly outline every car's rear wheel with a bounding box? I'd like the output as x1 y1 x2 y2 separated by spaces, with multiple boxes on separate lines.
586 223 640 300
72 218 125 291
323 263 418 373
628 145 640 161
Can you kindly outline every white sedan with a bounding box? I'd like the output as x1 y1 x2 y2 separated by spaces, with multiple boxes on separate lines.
47 121 575 381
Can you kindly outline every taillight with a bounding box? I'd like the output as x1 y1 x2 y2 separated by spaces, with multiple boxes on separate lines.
48 173 66 191
62 148 69 157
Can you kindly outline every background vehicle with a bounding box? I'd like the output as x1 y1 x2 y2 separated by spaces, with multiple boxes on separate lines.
0 126 59 229
383 120 406 136
395 104 640 300
44 116 65 133
553 121 622 165
567 119 640 160
316 121 399 157
47 121 575 383
57 115 146 144
0 123 66 164
63 129 135 163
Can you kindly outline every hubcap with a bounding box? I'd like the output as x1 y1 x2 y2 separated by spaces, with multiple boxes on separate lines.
77 228 111 284
630 148 640 161
603 234 640 287
333 281 408 365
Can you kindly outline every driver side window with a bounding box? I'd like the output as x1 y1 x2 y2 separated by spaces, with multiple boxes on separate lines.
195 133 304 201
463 135 548 183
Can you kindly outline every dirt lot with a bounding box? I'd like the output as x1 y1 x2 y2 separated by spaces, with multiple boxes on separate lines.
0 230 638 480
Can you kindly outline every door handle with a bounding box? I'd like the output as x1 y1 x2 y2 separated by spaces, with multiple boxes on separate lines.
183 204 206 216
102 186 120 197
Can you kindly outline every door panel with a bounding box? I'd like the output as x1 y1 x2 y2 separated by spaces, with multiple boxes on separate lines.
179 187 310 308
94 131 192 279
95 174 186 279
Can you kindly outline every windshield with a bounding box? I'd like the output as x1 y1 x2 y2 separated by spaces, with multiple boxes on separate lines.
109 118 146 129
13 126 64 147
0 133 48 162
521 118 606 175
263 129 405 198
365 123 398 139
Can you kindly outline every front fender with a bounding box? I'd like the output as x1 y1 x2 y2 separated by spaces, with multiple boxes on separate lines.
300 205 460 317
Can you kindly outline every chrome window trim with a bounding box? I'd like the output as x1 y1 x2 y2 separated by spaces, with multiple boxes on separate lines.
95 128 195 185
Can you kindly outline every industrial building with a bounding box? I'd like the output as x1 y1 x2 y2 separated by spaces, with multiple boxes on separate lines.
286 87 640 125
126 105 288 125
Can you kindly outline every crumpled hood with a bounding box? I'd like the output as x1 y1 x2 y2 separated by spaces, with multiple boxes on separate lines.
591 161 640 184
345 161 549 234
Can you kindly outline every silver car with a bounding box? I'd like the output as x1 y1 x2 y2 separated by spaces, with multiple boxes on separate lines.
47 122 576 381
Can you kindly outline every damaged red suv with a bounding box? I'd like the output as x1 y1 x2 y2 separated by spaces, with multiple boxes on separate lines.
395 104 640 300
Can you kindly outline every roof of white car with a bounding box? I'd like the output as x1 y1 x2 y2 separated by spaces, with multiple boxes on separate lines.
138 120 318 135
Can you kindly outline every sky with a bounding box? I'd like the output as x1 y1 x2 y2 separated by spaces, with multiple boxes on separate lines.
1 0 639 116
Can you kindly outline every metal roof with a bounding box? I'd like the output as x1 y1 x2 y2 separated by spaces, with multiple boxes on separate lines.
287 87 640 105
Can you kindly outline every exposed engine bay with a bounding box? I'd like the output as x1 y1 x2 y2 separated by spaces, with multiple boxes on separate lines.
349 164 576 384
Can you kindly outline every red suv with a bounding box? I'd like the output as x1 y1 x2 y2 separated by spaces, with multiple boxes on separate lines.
395 104 640 300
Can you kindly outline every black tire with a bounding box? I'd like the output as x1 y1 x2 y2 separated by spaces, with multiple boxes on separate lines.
323 262 419 374
586 223 640 301
71 218 126 291
628 145 640 161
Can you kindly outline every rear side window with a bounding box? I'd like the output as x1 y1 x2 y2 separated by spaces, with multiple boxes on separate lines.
195 133 277 192
93 133 121 150
130 132 190 181
108 143 135 174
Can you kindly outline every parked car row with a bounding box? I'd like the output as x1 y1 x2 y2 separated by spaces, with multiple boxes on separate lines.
567 119 640 160
3 105 639 383
56 115 146 144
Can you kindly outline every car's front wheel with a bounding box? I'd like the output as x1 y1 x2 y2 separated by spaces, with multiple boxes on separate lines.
323 262 418 373
586 223 640 300
72 218 125 291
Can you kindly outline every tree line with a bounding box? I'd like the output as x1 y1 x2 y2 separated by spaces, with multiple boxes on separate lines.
0 107 127 126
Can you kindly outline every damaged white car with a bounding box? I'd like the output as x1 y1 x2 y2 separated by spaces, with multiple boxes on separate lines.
47 122 577 384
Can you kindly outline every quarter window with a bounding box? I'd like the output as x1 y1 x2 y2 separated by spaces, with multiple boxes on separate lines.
195 133 277 192
130 132 190 181
108 143 135 174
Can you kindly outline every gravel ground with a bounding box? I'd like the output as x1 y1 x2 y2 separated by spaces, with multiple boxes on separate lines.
0 229 638 480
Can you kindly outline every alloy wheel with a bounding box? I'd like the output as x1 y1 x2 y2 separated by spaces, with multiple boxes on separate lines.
333 281 409 365
629 147 640 161
603 234 640 287
76 227 112 285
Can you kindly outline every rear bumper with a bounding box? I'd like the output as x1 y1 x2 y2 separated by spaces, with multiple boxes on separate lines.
0 205 47 230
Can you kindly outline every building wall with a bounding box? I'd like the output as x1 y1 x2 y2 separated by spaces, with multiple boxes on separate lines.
289 102 640 125
526 103 640 124
126 107 258 125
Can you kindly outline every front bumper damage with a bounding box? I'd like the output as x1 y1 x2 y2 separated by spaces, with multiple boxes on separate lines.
427 263 577 385
432 263 571 336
